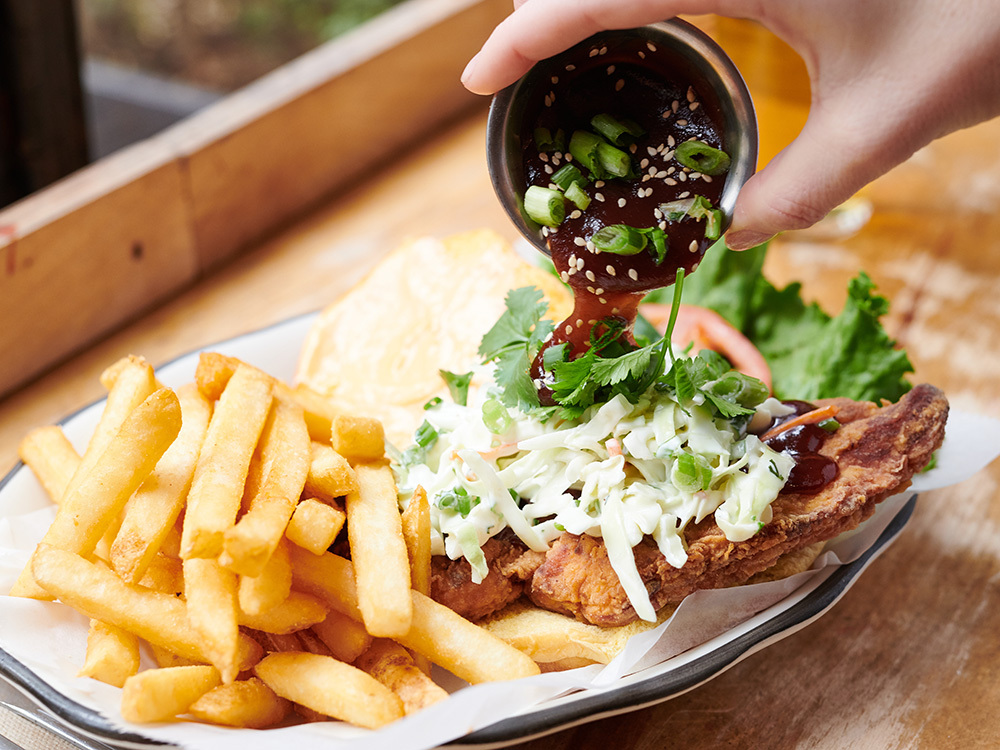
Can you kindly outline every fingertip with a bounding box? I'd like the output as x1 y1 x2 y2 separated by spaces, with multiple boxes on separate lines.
724 230 774 252
460 53 488 94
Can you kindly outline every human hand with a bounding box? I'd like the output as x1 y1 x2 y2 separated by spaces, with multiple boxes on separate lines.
462 0 1000 249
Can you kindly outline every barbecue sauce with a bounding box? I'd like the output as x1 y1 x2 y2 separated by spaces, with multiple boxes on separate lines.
518 36 727 397
761 401 839 495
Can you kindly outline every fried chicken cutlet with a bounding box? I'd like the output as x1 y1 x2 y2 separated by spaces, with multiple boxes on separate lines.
433 384 948 627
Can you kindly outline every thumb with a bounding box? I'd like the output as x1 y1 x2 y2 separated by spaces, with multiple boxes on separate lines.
725 100 908 251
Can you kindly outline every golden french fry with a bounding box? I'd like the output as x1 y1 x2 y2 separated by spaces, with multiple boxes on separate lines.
150 644 201 669
249 629 303 655
78 620 140 688
12 388 182 599
331 415 385 461
112 383 212 583
31 545 261 671
121 666 221 723
346 462 411 637
294 628 333 657
254 652 404 729
188 677 290 728
196 352 335 441
159 523 182 559
303 442 358 500
285 498 345 555
309 610 372 664
183 558 240 682
401 486 433 675
237 591 328 634
289 548 540 684
181 365 273 559
100 354 163 392
138 554 184 596
18 425 80 504
238 538 292 616
355 639 448 714
221 398 309 577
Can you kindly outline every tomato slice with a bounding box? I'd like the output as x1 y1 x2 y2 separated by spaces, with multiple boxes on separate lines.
640 303 773 390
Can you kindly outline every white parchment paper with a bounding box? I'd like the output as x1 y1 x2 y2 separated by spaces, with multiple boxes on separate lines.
1 316 997 750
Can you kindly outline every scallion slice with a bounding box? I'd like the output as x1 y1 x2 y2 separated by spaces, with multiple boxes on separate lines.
564 181 591 210
551 164 586 191
591 224 648 255
674 140 731 175
590 113 646 147
524 185 566 227
705 209 723 240
534 127 566 153
660 198 695 222
596 141 632 178
569 130 605 178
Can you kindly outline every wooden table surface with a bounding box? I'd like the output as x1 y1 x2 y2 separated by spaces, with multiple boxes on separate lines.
2 18 999 750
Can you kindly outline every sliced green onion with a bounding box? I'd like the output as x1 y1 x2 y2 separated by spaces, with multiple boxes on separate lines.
482 398 512 434
569 130 605 177
423 396 442 410
564 181 591 210
818 418 841 432
686 195 714 220
660 198 695 222
439 369 473 406
646 226 668 264
524 185 566 227
596 141 632 178
534 127 566 153
590 113 645 147
705 209 723 240
672 452 714 492
551 164 586 191
591 224 648 255
674 140 731 175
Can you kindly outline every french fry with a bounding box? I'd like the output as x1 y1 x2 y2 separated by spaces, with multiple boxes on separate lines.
303 442 358 500
237 591 328 634
345 462 411 637
183 558 240 682
355 639 448 714
249 629 304 655
289 548 540 684
78 620 140 688
331 415 384 461
12 388 182 599
121 666 221 723
238 538 292 616
181 365 273 559
111 383 212 583
401 486 432 675
196 352 336 442
285 498 345 555
294 627 334 657
31 545 262 671
254 652 404 729
309 610 372 663
18 425 80 504
220 398 309 577
150 645 201 669
138 554 184 596
188 677 290 728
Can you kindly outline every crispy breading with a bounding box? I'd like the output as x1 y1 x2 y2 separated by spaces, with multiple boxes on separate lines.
528 384 949 626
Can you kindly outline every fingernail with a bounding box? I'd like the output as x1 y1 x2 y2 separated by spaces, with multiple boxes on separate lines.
461 53 480 88
725 230 773 251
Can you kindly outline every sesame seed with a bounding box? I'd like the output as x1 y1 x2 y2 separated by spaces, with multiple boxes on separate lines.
703 175 713 183
560 271 569 282
568 253 577 264
586 241 596 252
595 288 604 296
594 180 605 188
586 270 596 282
612 307 620 314
657 143 666 152
569 210 582 219
689 240 698 253
576 257 585 269
544 94 551 107
607 65 615 75
586 286 595 293
539 152 549 162
551 76 559 84
689 172 701 181
641 174 651 182
665 178 677 186
565 325 573 335
667 166 676 174
549 90 556 102
589 319 598 326
541 226 549 237
679 191 691 199
678 172 687 182
686 86 696 103
574 237 586 246
548 183 558 190
565 64 576 71
589 48 600 57
628 269 639 280
647 41 657 51
658 221 667 231
599 297 608 304
599 46 608 55
629 143 637 154
647 166 657 176
638 50 646 59
568 267 577 276
654 208 663 219
615 79 625 91
647 146 657 156
661 110 671 119
552 154 562 166
576 319 584 327
676 119 688 127
667 135 676 147
617 197 627 208
595 192 605 202
655 170 667 179
565 153 573 162
640 158 650 169
544 164 553 174
606 265 616 275
671 100 680 113
689 102 700 111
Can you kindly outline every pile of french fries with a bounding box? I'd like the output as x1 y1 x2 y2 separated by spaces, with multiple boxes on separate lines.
12 353 538 729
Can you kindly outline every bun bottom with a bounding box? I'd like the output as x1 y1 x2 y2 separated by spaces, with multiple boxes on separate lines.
479 542 826 669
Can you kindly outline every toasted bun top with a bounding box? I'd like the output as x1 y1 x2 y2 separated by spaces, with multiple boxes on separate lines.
296 230 572 446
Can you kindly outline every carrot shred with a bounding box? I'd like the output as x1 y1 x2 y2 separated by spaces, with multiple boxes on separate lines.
761 404 840 442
